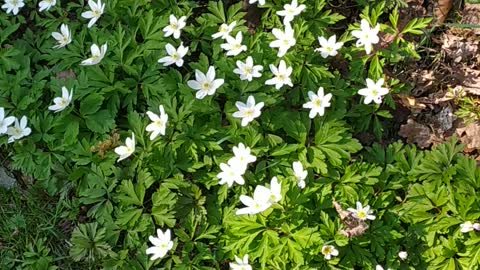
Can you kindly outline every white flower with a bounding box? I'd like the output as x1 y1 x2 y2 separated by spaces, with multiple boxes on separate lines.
81 0 105 28
114 132 135 162
7 116 31 143
376 265 392 270
302 87 332 118
398 251 408 260
232 95 264 127
236 185 272 215
460 221 480 233
48 86 73 113
187 66 224 100
220 32 247 57
233 56 263 81
163 14 187 39
268 177 282 203
227 156 247 175
249 0 265 6
351 19 380 55
358 78 389 105
2 0 25 15
265 60 293 90
0 108 15 134
158 43 188 67
38 0 56 12
321 245 339 260
276 0 305 24
230 254 252 270
146 229 174 261
80 43 107 66
347 201 376 221
314 35 343 58
230 143 256 168
51 24 72 49
292 161 307 189
217 162 245 187
146 105 168 140
269 23 296 57
212 21 237 40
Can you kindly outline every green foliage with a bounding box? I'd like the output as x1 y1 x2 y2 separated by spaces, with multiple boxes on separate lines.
2 0 479 270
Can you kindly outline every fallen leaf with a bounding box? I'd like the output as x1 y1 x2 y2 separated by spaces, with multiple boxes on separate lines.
456 121 480 152
399 119 434 148
462 4 480 36
435 0 453 24
442 32 479 63
396 94 427 115
56 69 76 81
333 200 369 238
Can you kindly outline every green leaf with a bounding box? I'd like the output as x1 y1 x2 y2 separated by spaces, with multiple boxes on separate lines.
271 144 302 157
85 110 116 133
151 186 177 227
117 180 145 207
80 94 104 116
64 120 79 146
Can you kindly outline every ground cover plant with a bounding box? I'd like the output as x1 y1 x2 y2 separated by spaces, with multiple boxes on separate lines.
1 0 480 269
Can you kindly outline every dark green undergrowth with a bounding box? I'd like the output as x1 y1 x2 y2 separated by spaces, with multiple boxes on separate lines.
1 0 479 269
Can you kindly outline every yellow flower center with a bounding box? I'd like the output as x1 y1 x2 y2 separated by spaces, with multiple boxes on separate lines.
372 90 378 96
245 67 252 74
323 246 332 255
171 23 178 30
93 10 101 17
172 53 179 60
278 74 285 81
59 98 67 106
314 99 322 107
244 109 254 117
11 127 21 136
357 211 367 219
154 120 163 127
202 82 211 90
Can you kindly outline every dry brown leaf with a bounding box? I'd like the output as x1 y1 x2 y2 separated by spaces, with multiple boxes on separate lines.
462 4 480 36
396 94 428 115
460 67 480 95
333 200 369 238
456 122 480 152
435 0 453 24
411 69 436 96
442 32 479 63
56 69 76 80
399 119 434 148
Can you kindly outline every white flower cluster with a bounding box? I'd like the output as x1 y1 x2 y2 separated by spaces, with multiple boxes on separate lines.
0 0 394 267
217 143 256 187
114 104 169 162
0 108 31 143
236 176 282 216
460 221 480 233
